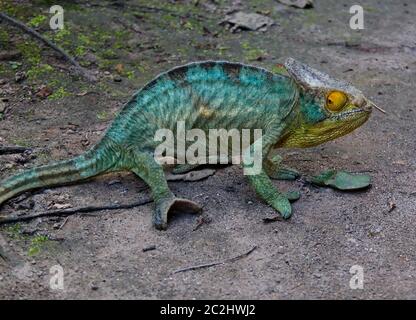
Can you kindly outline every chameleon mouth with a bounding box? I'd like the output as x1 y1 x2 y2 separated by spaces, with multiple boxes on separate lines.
330 107 369 121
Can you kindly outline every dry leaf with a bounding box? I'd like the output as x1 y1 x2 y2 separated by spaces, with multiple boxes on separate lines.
36 86 53 99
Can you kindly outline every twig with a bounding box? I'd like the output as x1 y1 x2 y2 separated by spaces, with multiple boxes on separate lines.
58 216 70 230
142 245 156 252
172 245 258 274
0 198 153 225
0 12 96 82
0 146 31 155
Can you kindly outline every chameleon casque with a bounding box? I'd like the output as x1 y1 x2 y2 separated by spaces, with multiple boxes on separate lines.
0 58 376 230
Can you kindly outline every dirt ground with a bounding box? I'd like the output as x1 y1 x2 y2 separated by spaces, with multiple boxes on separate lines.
0 0 415 299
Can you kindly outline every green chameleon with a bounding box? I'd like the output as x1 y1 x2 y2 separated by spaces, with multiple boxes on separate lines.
0 59 381 230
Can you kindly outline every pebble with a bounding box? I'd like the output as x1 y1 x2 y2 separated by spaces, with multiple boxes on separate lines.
90 284 99 291
15 71 26 83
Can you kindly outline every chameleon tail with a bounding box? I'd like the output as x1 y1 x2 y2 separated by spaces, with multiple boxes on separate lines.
0 138 119 207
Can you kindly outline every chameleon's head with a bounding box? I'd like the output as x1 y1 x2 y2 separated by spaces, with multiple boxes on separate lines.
278 58 378 148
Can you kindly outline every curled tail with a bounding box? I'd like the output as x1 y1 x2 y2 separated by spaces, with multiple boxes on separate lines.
0 138 119 207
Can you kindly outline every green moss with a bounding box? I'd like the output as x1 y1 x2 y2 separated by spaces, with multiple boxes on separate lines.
28 14 47 28
48 87 71 100
126 70 135 80
10 138 30 147
27 63 54 79
96 111 110 121
102 49 119 59
98 59 115 70
75 45 86 57
4 224 22 239
17 41 41 65
241 40 267 62
28 235 49 256
0 30 9 48
52 28 71 47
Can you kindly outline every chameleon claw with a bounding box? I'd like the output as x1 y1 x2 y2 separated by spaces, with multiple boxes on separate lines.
153 197 202 230
270 196 292 219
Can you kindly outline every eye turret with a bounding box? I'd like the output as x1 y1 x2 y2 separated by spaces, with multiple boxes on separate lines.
326 91 347 111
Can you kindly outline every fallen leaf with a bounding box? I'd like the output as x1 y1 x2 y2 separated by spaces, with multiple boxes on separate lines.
311 170 371 190
115 63 124 74
36 86 53 99
221 11 275 32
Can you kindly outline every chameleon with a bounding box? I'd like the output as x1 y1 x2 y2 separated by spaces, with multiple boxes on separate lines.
0 58 380 230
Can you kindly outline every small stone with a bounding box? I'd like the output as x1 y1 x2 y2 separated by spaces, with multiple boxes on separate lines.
15 71 26 83
113 75 122 82
90 284 99 291
276 246 285 254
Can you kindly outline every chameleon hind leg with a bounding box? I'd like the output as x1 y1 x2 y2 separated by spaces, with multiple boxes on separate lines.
243 131 292 219
132 152 201 230
264 154 300 181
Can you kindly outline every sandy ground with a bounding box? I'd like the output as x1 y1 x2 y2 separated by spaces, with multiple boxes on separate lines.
0 0 415 299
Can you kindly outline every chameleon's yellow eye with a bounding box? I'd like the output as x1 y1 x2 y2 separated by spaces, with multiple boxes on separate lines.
326 91 348 111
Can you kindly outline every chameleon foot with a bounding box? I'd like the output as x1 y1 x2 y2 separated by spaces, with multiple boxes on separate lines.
264 154 300 180
153 196 202 230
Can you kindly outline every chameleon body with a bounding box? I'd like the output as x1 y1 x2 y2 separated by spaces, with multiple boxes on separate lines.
0 59 373 229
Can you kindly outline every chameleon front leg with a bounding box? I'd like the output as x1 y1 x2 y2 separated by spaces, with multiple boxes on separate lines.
132 152 201 230
264 154 300 181
242 133 292 219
